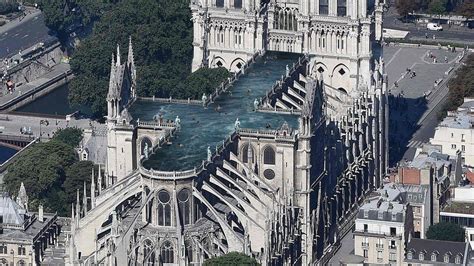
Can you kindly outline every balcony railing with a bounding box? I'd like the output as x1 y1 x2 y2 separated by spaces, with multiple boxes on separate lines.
376 244 384 249
362 242 369 247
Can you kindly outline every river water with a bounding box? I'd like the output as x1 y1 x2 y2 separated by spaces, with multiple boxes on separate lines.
16 83 74 115
0 146 17 164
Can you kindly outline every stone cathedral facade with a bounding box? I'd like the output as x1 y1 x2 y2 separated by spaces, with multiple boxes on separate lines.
68 0 387 265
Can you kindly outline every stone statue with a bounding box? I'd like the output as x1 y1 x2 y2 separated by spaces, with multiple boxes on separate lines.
144 142 149 159
175 116 181 130
286 64 290 76
253 98 260 111
207 146 212 161
234 118 241 131
202 93 208 106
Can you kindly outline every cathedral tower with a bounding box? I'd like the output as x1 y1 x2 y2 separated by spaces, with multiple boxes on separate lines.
106 40 137 183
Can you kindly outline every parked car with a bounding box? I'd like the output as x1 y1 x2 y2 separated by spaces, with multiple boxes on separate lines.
427 23 443 31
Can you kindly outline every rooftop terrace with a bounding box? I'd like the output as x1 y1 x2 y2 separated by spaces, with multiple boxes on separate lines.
130 53 300 171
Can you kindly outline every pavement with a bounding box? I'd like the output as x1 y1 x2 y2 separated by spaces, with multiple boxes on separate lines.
383 3 474 45
0 113 98 140
0 10 56 60
0 63 71 109
328 231 355 265
383 45 464 164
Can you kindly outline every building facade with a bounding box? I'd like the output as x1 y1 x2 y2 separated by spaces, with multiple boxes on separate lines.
69 0 388 265
430 98 474 168
353 189 413 265
0 184 62 266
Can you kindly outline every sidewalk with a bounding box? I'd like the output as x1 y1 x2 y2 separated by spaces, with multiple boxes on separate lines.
0 8 41 35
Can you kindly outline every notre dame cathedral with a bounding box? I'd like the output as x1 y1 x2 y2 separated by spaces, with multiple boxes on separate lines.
68 0 388 265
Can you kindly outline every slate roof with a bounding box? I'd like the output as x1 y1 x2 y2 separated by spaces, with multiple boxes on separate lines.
406 238 467 264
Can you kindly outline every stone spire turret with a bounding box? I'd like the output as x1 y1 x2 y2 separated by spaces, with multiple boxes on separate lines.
82 181 87 216
116 44 121 67
91 167 96 209
16 182 28 211
127 36 137 99
98 164 102 194
76 189 80 219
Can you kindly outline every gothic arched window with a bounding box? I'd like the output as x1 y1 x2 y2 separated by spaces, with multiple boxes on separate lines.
319 0 329 15
17 261 26 266
143 239 155 266
157 190 171 226
263 146 276 165
216 0 224 7
0 259 6 266
160 241 174 264
242 144 254 164
337 0 347 16
234 0 242 9
178 189 191 225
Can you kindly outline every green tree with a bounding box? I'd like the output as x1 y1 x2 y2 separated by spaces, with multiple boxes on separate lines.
4 141 76 213
63 160 93 204
458 0 474 19
54 127 84 147
64 0 229 118
429 0 448 16
0 2 19 15
204 252 259 266
396 0 418 20
4 128 93 216
426 222 465 242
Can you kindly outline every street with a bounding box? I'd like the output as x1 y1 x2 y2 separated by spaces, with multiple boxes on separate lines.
384 2 474 45
0 11 56 59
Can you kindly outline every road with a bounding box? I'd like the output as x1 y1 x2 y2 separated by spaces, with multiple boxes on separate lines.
384 2 474 45
0 11 56 59
383 45 463 164
0 113 98 140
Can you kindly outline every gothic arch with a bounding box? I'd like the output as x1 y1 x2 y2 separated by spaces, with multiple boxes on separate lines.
241 142 255 164
330 63 350 94
140 137 153 156
160 240 174 264
157 189 171 226
178 188 191 225
312 62 329 80
230 58 245 72
143 239 155 265
263 145 276 165
211 56 227 69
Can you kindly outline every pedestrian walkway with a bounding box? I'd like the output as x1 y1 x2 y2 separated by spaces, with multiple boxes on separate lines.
407 140 425 148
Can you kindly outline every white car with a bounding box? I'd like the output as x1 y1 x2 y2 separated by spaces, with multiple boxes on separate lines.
427 23 443 31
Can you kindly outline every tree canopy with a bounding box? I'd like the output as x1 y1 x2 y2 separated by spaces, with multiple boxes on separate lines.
4 128 92 216
46 0 230 118
440 53 474 118
395 0 418 18
204 252 259 266
458 0 474 19
53 127 84 147
0 2 19 15
38 0 117 39
429 0 448 15
426 222 465 242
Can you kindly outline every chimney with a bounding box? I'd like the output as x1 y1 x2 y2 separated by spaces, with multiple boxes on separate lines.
38 205 44 222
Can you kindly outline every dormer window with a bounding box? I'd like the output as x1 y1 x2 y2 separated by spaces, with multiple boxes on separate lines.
444 254 450 263
407 251 413 260
431 253 437 262
455 254 462 264
419 252 424 261
391 213 397 221
363 210 369 218
378 211 383 219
